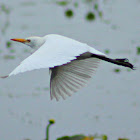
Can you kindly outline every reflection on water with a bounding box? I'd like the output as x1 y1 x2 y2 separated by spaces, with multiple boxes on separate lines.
0 0 140 140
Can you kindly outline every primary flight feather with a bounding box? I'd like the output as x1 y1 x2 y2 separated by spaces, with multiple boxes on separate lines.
1 34 134 101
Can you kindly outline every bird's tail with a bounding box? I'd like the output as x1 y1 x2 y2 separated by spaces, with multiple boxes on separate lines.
91 54 135 70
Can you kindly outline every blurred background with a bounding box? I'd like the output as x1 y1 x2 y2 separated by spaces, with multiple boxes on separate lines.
0 0 140 140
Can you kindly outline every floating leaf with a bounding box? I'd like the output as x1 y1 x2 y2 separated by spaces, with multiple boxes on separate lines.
65 9 74 18
4 55 15 60
102 135 108 140
6 41 12 48
57 135 85 140
57 136 70 140
114 68 121 73
1 4 10 14
74 2 78 8
56 1 69 6
86 12 95 21
98 11 103 18
10 49 15 53
94 3 98 10
104 49 110 54
82 136 94 140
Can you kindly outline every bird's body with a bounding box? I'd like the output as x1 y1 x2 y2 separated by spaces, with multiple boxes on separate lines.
1 34 134 101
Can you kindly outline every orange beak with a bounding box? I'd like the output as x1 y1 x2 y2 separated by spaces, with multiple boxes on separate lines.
11 38 28 43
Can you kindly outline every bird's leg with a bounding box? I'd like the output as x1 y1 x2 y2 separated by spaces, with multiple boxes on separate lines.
91 54 135 70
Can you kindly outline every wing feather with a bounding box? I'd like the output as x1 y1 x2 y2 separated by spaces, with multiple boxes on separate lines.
7 35 105 77
50 57 100 101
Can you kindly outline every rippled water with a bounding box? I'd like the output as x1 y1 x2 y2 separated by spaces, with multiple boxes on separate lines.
0 0 140 140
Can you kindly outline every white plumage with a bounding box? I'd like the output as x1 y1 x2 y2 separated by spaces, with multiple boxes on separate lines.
1 34 134 101
9 35 105 76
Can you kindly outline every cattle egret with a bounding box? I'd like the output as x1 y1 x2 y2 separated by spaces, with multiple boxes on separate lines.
1 34 134 101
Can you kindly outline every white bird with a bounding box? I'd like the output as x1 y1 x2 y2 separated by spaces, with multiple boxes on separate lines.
1 34 134 101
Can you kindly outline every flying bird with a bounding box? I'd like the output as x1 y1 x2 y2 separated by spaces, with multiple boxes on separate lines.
1 34 134 101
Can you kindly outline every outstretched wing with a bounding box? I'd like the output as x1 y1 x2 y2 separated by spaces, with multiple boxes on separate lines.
50 57 100 101
5 35 105 77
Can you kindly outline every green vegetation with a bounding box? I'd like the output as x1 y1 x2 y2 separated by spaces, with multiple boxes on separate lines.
55 0 103 21
114 68 121 73
136 46 140 55
65 9 74 18
56 1 69 6
43 119 130 140
74 2 78 8
57 134 108 140
45 119 55 140
0 4 10 14
86 12 96 21
3 55 15 60
104 49 110 54
1 41 16 60
98 11 103 18
6 41 16 54
0 4 10 34
6 41 12 48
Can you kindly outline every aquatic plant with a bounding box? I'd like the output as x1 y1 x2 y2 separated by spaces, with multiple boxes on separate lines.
55 0 103 21
136 46 140 55
45 119 55 140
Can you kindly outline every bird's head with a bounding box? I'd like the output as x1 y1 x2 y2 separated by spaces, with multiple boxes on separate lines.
11 36 45 49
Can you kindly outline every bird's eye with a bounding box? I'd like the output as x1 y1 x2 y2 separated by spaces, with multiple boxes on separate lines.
27 39 31 42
